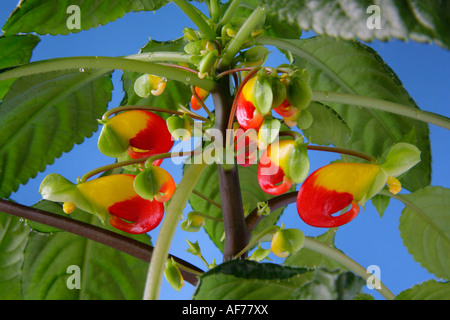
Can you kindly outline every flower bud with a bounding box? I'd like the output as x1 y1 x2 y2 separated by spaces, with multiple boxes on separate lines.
181 212 206 232
296 109 313 130
257 118 281 150
381 142 421 178
134 165 176 203
271 228 305 258
186 239 202 257
271 77 287 109
249 244 272 262
284 140 310 184
198 49 218 78
166 115 191 141
253 70 273 115
134 74 166 98
164 258 184 292
242 45 269 67
286 76 312 110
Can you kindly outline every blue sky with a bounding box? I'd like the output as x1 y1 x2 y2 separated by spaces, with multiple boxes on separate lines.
1 1 449 300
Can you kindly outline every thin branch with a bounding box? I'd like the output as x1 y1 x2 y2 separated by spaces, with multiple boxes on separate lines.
246 192 297 231
0 199 203 286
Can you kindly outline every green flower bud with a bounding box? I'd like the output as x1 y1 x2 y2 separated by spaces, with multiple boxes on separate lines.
198 49 218 78
183 27 199 41
166 115 191 141
249 244 272 262
133 165 175 202
134 74 166 98
242 45 269 66
271 227 305 258
181 212 206 232
381 142 421 177
271 77 287 109
287 76 312 110
186 239 202 257
164 258 184 292
284 140 310 184
257 118 281 150
296 109 313 130
253 71 273 115
97 122 129 158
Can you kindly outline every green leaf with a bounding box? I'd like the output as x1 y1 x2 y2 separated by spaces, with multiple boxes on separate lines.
395 280 450 300
193 260 311 300
2 0 169 36
280 36 431 192
0 210 29 300
21 208 150 300
302 102 350 147
193 260 364 300
245 0 450 49
371 193 390 218
398 186 450 280
284 230 346 271
291 268 366 300
188 164 288 252
0 35 40 100
0 70 113 198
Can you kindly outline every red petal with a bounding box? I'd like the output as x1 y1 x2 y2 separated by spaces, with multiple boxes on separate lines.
258 153 292 195
274 99 296 118
296 173 360 228
127 111 173 160
108 196 164 234
236 95 264 130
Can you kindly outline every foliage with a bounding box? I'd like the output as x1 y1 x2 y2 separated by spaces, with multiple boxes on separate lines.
0 0 449 301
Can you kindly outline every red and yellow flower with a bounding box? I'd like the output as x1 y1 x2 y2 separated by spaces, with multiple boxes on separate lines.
233 123 258 167
296 163 382 228
98 110 173 165
236 76 265 130
39 173 165 234
296 143 421 228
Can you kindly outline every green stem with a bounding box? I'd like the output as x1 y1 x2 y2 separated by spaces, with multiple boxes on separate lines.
189 210 223 222
307 145 377 163
102 105 209 122
279 131 377 163
192 189 222 209
218 0 242 28
233 225 279 259
209 0 220 22
303 237 396 300
312 90 450 131
0 56 216 92
191 86 215 119
143 161 208 300
219 6 266 68
172 0 216 39
125 52 192 64
80 151 198 183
